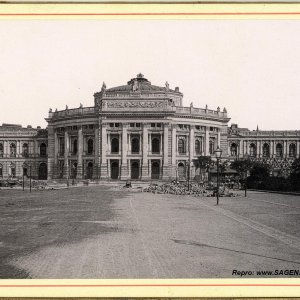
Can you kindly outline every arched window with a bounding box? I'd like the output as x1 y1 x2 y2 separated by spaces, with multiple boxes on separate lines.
131 138 140 154
289 143 296 157
249 143 257 157
87 139 94 154
10 143 16 157
59 161 64 178
38 163 48 180
262 143 270 157
178 139 186 154
40 143 47 157
276 143 283 157
152 138 160 154
10 163 16 177
0 164 3 177
0 144 3 157
72 139 78 155
111 138 119 153
22 143 29 157
87 162 93 179
195 140 201 155
230 143 237 156
177 162 185 179
71 162 77 179
209 140 215 155
59 138 64 155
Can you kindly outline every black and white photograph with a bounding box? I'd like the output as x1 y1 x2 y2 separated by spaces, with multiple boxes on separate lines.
0 19 299 280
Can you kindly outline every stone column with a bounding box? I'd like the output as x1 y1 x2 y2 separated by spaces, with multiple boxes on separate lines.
121 123 128 180
189 125 194 160
17 140 20 158
283 140 287 157
244 140 248 155
100 123 108 179
205 126 209 155
238 140 242 158
77 126 83 179
189 125 195 180
171 124 177 178
47 126 55 179
141 123 150 180
217 129 221 148
63 130 69 178
53 131 58 177
94 127 99 179
271 140 275 157
162 123 169 180
34 140 38 158
3 141 7 158
257 141 260 158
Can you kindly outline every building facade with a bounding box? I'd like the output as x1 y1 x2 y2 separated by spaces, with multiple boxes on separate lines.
0 124 48 179
0 74 299 180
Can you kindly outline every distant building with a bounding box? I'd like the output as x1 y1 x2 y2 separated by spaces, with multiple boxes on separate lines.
0 124 48 179
0 74 299 180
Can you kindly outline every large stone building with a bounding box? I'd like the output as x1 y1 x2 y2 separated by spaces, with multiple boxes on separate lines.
0 74 299 180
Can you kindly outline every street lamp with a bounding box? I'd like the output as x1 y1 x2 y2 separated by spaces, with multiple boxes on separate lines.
186 161 190 191
29 165 32 193
244 154 249 197
214 146 223 205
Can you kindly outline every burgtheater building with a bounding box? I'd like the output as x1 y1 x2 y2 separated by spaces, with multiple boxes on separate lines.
0 74 299 180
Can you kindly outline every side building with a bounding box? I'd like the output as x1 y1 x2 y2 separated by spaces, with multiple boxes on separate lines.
228 124 300 177
0 124 48 179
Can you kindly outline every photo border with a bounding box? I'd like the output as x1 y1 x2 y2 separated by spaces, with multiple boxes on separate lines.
0 2 300 297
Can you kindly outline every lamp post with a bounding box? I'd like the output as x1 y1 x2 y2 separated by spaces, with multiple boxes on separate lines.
214 146 222 205
186 161 190 191
29 165 32 193
244 154 249 197
22 167 25 191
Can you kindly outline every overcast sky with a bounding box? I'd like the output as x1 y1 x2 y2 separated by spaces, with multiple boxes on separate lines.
0 20 299 130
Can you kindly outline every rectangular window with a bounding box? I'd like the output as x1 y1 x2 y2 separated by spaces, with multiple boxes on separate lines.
115 123 120 127
157 123 161 128
136 123 141 127
130 123 134 128
151 123 155 128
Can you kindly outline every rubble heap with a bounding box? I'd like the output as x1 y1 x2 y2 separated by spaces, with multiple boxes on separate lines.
143 180 238 197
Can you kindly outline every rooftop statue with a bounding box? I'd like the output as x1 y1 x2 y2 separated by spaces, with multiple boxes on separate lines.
165 81 169 92
132 79 139 92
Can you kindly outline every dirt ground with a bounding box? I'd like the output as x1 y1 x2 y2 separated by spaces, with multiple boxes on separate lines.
0 186 299 278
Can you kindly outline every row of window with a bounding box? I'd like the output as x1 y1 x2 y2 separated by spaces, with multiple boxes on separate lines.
0 143 47 158
230 143 297 157
59 138 94 155
0 162 47 179
57 125 95 132
58 137 213 156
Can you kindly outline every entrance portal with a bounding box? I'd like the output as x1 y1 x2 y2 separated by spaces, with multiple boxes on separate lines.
38 163 47 180
131 161 139 179
178 163 185 180
151 161 160 179
111 161 119 179
87 162 93 179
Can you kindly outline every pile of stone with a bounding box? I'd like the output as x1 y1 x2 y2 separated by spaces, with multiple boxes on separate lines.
143 180 238 197
143 181 210 196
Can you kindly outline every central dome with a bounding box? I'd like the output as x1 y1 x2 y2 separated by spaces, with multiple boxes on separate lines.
105 73 177 93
